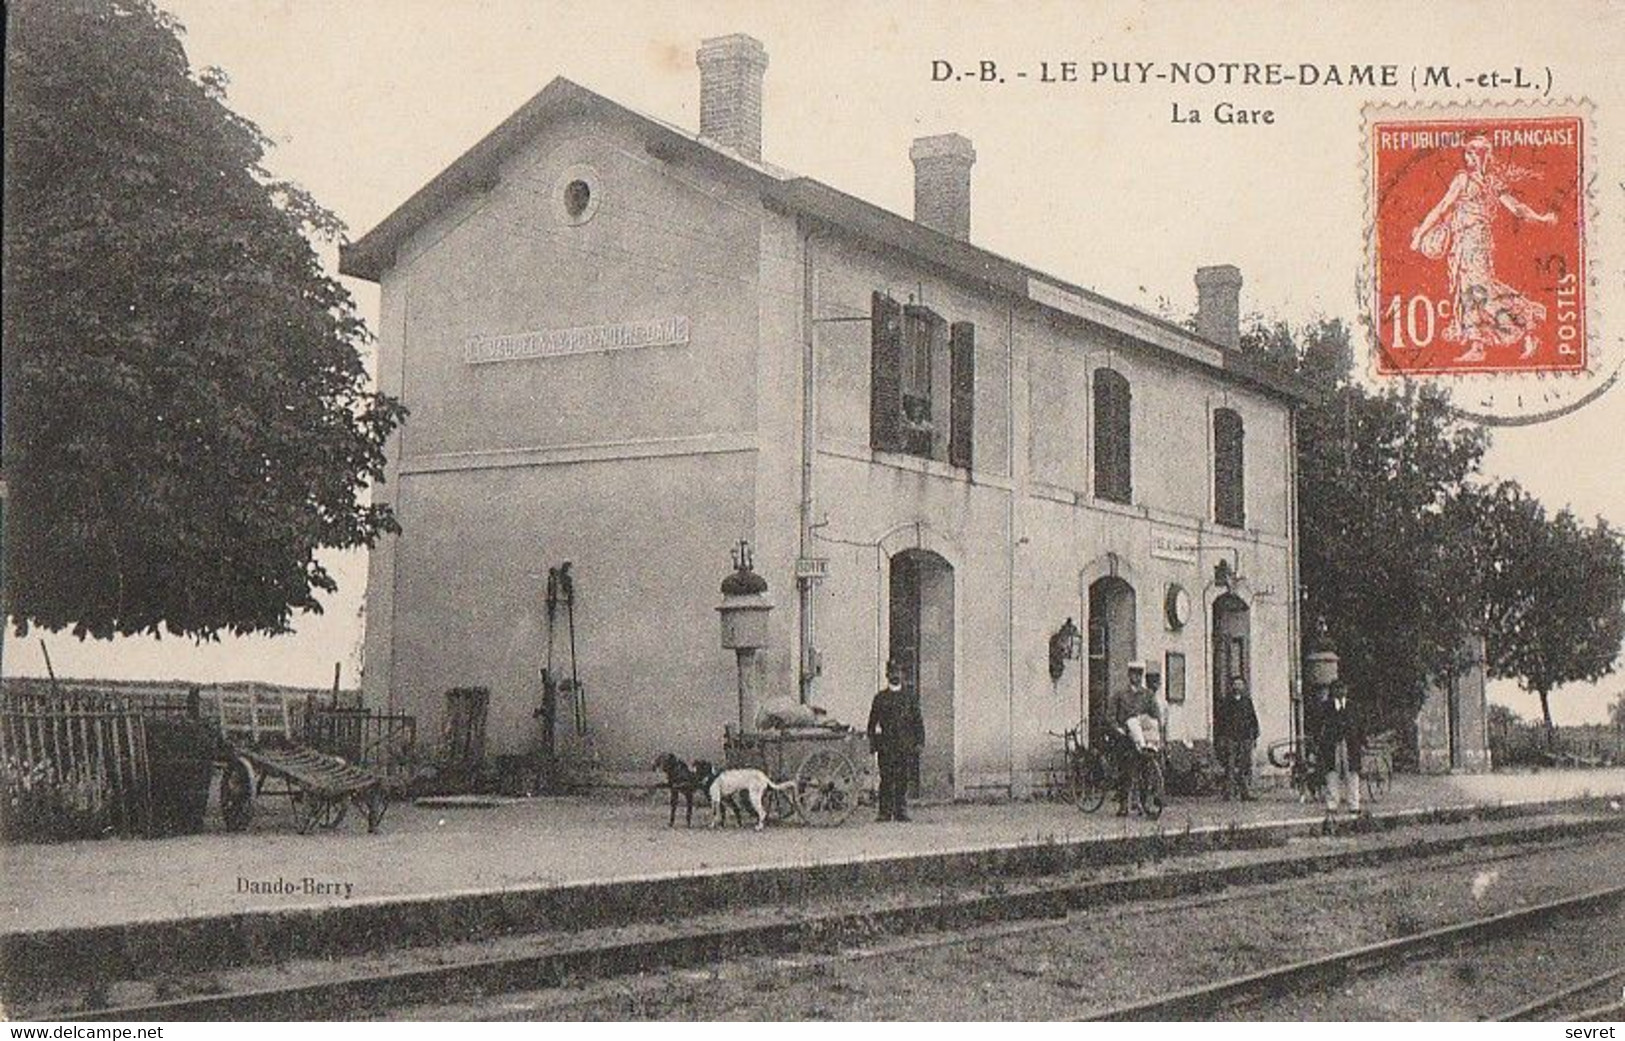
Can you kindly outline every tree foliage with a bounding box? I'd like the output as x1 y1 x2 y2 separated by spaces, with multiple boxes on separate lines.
1242 319 1488 729
1487 702 1523 731
1242 318 1625 737
1463 482 1625 739
3 0 405 640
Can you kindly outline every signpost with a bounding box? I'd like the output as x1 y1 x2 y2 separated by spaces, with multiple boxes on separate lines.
795 558 829 582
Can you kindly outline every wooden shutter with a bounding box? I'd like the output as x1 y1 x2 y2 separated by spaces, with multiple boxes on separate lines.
1093 369 1132 503
949 321 975 469
1214 408 1245 528
870 292 904 452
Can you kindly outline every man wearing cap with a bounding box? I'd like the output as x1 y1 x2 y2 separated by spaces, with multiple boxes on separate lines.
868 661 924 822
1109 660 1163 816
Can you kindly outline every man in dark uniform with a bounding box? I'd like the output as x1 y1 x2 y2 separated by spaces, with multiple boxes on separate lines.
1215 676 1261 801
868 660 924 822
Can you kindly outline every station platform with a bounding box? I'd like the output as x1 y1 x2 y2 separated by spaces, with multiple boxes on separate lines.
3 767 1622 935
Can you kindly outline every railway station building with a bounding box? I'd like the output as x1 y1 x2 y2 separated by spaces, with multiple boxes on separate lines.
340 34 1315 796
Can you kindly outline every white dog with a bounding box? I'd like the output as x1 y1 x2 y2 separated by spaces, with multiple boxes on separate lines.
707 768 796 831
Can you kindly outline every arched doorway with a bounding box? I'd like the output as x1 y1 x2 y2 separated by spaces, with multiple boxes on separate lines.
1212 593 1251 731
888 550 955 799
1086 577 1137 744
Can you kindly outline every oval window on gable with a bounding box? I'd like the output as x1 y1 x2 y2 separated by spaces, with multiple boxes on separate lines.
554 164 601 225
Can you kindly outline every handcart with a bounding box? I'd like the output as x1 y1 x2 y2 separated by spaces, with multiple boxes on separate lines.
211 690 390 834
219 743 389 834
723 725 870 827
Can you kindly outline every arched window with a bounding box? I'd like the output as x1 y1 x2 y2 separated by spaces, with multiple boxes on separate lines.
1214 407 1245 528
1092 368 1132 504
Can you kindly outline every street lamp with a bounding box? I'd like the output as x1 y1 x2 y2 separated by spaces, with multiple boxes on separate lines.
718 540 773 729
1049 617 1084 682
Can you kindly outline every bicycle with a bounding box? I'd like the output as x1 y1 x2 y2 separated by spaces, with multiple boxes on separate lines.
1046 727 1112 812
1099 724 1165 820
1266 738 1325 805
1127 731 1166 820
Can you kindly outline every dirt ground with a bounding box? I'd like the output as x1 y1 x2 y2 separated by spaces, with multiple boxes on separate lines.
2 767 1621 933
406 830 1625 1021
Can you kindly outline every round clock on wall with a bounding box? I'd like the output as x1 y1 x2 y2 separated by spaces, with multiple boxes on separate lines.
1165 584 1191 630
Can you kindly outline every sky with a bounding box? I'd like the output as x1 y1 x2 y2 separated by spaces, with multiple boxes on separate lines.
8 0 1623 725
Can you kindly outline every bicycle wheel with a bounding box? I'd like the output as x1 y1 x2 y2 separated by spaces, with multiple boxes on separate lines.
1075 752 1108 813
1051 757 1080 805
1267 739 1300 770
1136 755 1165 820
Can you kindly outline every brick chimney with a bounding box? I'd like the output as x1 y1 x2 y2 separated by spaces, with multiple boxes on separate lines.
1195 265 1243 349
910 134 976 241
696 34 769 161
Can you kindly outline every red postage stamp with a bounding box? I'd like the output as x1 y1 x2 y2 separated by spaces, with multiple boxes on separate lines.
1368 109 1586 377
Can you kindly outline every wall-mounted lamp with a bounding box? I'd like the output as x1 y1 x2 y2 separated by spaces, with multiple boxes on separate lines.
1049 617 1083 682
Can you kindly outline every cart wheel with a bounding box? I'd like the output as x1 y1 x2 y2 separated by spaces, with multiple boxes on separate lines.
793 749 858 827
364 788 388 833
320 796 348 830
763 786 797 823
294 793 342 834
221 757 254 832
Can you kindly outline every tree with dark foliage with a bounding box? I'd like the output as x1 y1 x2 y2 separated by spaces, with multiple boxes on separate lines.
1462 481 1625 745
1242 319 1489 730
1242 319 1624 740
3 0 405 640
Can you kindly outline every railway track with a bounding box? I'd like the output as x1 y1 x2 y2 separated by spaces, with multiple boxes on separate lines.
1079 883 1625 1021
1497 967 1625 1023
514 825 1620 1019
49 812 1625 1021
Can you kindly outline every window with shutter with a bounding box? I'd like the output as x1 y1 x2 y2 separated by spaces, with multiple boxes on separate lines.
1093 368 1132 504
949 321 975 469
891 304 944 459
870 292 904 453
1214 407 1246 528
901 306 933 413
901 305 943 457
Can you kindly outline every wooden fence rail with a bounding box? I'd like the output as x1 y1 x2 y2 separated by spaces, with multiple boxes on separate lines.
303 706 417 781
0 694 154 836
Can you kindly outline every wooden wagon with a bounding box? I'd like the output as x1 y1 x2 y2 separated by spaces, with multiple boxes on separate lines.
218 744 388 834
723 725 870 827
213 691 390 834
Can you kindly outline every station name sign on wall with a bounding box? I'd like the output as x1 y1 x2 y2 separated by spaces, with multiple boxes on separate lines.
464 316 690 365
1150 531 1200 565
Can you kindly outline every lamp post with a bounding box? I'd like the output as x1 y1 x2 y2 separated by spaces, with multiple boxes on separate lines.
1305 631 1340 689
718 541 773 729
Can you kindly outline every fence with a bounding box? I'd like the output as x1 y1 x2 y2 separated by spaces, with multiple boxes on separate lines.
1490 720 1625 768
0 693 154 837
302 705 418 781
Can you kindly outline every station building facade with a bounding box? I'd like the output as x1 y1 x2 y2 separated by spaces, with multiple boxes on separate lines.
341 35 1314 795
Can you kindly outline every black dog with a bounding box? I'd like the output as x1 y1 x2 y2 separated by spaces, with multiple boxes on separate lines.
652 753 717 827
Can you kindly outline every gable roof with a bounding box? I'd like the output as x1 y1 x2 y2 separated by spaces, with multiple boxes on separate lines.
339 78 1314 405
